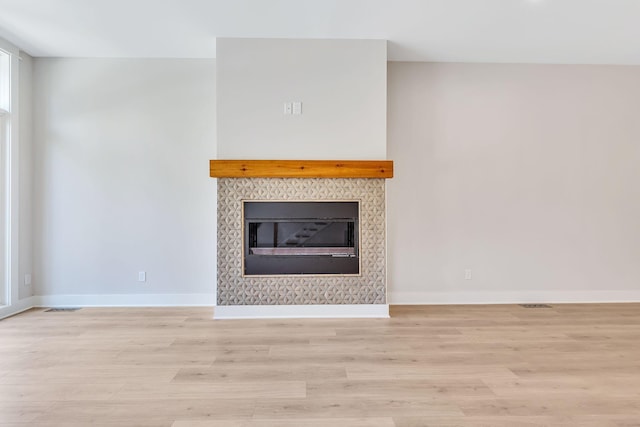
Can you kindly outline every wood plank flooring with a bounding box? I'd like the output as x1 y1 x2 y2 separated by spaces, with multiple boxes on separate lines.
1 304 640 426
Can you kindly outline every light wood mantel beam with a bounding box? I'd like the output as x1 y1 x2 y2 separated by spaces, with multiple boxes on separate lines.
209 160 393 179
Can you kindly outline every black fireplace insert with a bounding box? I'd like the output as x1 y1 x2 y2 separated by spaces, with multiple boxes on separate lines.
243 201 359 275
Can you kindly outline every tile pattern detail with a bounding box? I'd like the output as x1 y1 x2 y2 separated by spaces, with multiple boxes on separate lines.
217 178 386 305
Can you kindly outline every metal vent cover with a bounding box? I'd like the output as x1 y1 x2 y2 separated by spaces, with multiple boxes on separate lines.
44 308 81 312
520 304 552 308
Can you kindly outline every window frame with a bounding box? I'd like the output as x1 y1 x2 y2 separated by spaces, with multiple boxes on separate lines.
0 38 21 310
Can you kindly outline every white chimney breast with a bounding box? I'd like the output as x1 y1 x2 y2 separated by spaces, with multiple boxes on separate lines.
216 38 387 160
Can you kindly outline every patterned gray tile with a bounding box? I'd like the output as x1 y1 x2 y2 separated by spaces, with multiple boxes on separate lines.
217 178 386 305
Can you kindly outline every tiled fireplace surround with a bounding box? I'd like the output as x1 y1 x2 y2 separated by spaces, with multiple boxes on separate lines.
216 177 387 316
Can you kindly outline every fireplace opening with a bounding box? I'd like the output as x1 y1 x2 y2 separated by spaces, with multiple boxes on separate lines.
243 201 359 275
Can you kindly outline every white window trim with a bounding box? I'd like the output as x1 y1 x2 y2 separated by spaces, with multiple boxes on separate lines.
0 113 6 306
0 37 21 310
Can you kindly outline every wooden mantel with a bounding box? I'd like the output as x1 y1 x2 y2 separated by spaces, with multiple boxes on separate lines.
210 160 393 179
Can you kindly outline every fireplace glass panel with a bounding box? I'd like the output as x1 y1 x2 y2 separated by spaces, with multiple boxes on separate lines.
244 201 359 275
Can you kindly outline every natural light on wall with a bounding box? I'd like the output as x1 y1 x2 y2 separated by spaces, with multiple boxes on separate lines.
0 49 9 113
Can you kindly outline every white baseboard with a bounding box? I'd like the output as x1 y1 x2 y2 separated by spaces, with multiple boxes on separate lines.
214 304 390 319
0 296 37 320
389 291 640 305
4 291 640 321
34 293 215 307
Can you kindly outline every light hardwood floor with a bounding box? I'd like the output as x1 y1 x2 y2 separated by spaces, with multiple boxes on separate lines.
1 304 640 426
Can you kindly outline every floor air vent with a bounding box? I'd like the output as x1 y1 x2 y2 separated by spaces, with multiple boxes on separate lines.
520 304 552 308
44 308 81 312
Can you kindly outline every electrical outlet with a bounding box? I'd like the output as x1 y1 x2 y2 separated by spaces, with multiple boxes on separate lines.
24 273 32 286
464 269 472 280
138 271 146 282
292 101 302 115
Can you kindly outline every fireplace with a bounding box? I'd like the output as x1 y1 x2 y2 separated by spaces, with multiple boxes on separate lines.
215 177 387 308
243 201 359 275
210 160 392 317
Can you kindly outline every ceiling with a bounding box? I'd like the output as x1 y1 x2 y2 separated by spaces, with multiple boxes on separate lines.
0 0 639 64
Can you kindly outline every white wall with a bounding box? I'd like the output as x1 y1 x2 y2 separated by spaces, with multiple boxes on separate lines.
388 62 640 304
29 56 640 306
217 38 387 159
18 52 33 300
33 59 216 304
